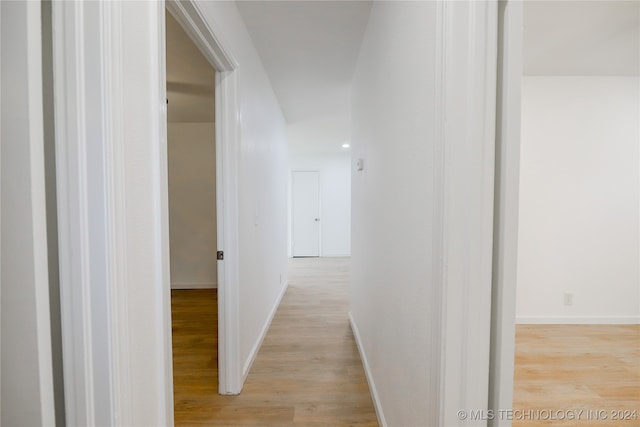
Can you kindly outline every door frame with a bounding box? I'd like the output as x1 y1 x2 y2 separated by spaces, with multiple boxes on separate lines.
52 0 243 424
488 1 523 426
166 0 243 396
290 169 321 257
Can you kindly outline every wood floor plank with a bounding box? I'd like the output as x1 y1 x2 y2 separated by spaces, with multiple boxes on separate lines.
172 258 379 426
513 324 640 427
172 260 639 426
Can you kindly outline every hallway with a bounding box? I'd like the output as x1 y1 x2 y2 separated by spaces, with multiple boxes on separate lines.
172 257 378 426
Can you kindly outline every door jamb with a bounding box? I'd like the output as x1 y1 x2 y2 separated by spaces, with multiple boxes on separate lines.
488 1 523 425
165 0 243 395
0 1 56 424
51 1 243 424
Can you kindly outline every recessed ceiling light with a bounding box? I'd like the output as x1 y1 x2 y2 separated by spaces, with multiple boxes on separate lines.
342 143 350 148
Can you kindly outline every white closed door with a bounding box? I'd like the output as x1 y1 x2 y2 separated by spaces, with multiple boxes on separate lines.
292 171 320 257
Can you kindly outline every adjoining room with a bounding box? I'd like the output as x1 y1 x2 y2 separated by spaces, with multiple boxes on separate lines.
513 2 639 423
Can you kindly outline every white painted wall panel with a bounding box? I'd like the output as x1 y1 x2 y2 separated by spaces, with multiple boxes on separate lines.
197 1 289 373
517 76 640 323
350 3 497 425
168 122 218 289
350 3 439 425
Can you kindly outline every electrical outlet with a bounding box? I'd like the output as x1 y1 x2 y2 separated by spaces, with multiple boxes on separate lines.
564 292 573 306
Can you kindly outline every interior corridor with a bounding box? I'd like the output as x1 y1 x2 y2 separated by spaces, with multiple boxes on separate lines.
171 257 378 426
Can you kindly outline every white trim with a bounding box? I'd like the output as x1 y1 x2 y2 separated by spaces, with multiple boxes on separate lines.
517 316 640 325
1 2 56 423
166 0 237 71
0 2 3 417
156 5 175 423
437 2 498 425
103 2 135 424
348 313 388 427
215 70 242 394
489 3 522 426
52 2 100 423
53 1 174 424
431 3 447 424
242 281 289 380
171 282 217 289
166 0 243 395
115 2 174 424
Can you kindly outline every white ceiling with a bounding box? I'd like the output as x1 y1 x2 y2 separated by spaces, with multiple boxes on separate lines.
166 1 638 141
524 1 640 76
236 1 372 130
166 11 216 123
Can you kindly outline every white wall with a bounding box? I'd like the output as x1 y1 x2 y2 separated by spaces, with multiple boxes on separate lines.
1 1 56 424
288 151 351 257
517 76 640 323
197 1 290 375
351 6 439 421
351 3 497 426
168 122 217 289
287 114 351 154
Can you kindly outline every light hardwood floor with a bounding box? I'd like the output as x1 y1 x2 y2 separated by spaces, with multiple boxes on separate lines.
172 257 378 426
513 324 639 427
172 258 639 426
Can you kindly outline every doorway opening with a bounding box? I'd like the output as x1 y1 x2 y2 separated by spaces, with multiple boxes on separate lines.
492 1 639 421
513 0 639 416
164 0 243 398
165 7 220 417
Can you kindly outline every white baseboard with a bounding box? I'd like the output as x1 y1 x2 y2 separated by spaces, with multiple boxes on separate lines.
348 312 387 427
517 315 640 325
170 282 217 289
242 280 289 380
